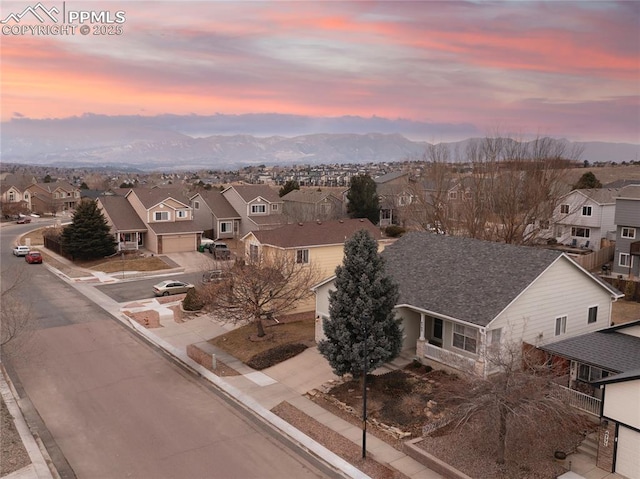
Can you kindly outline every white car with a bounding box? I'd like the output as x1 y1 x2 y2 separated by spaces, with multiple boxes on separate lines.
13 245 30 256
152 280 195 296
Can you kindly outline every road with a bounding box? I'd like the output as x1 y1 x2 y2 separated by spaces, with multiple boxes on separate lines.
1 225 332 479
96 272 203 302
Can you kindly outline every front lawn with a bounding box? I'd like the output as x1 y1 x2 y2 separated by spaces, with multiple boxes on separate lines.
209 313 315 364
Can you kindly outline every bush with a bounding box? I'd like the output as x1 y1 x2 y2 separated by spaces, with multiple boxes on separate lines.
246 343 308 370
624 280 637 301
384 225 406 237
182 287 205 311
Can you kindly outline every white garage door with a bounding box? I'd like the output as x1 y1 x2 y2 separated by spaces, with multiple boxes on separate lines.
617 425 640 479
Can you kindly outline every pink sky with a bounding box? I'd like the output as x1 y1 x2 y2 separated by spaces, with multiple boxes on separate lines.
1 1 638 142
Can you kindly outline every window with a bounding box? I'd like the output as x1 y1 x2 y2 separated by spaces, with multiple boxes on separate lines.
74 191 80 198
560 204 569 214
619 253 632 268
193 201 200 210
540 220 550 230
54 192 59 199
24 194 29 200
578 364 610 383
453 324 477 354
271 204 279 211
296 249 309 264
448 191 458 200
251 204 266 214
555 315 567 336
488 328 502 346
621 227 636 239
219 221 232 234
581 205 592 216
380 209 392 220
154 211 169 221
177 210 187 219
587 306 598 324
8 191 15 201
432 319 443 343
571 227 590 238
249 244 259 263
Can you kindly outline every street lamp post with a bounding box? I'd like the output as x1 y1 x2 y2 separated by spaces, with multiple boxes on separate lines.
362 315 368 459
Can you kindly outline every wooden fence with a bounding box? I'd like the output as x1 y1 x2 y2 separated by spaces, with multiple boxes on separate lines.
571 244 615 272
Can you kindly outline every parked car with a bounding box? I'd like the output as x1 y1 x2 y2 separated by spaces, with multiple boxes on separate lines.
25 251 42 264
201 270 228 284
210 241 231 260
152 280 195 296
13 245 30 256
16 217 31 224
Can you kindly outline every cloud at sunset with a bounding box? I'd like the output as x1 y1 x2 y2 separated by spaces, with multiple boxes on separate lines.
0 0 638 142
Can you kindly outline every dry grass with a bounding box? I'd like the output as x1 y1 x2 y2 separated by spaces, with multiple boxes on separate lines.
84 256 171 273
209 316 315 363
612 299 640 325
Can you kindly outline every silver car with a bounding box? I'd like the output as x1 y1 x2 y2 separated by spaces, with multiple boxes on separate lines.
153 280 195 296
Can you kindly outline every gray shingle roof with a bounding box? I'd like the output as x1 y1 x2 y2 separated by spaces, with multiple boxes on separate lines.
617 185 640 199
540 323 640 373
381 232 565 326
281 189 340 204
98 195 147 231
128 187 190 209
573 188 621 204
229 184 281 203
192 190 240 219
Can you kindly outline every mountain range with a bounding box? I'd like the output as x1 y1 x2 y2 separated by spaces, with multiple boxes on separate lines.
1 115 638 171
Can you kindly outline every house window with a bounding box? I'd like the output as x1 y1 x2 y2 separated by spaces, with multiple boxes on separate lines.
249 244 259 263
399 195 411 206
251 204 266 214
571 227 590 238
581 206 592 216
621 227 636 239
271 204 279 211
587 306 598 324
219 221 232 234
24 194 29 200
560 204 569 214
8 191 15 201
54 192 59 199
539 220 550 230
380 209 392 220
619 253 632 268
193 201 200 210
177 210 187 219
74 191 80 198
296 249 309 264
154 211 169 221
554 315 567 336
432 318 443 344
448 191 458 200
453 324 477 354
578 364 610 383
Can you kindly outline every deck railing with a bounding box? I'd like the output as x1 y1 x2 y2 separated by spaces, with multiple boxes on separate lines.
550 383 601 416
425 343 476 371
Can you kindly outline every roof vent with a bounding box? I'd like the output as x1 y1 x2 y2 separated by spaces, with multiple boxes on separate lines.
359 219 364 222
298 222 303 226
317 221 322 225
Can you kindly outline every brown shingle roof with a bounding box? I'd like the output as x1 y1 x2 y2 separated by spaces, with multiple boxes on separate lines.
281 189 341 204
98 196 147 231
228 184 281 203
192 190 240 218
128 187 190 209
250 218 381 248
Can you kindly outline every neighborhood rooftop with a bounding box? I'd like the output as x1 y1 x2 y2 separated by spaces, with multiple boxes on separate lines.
382 232 577 327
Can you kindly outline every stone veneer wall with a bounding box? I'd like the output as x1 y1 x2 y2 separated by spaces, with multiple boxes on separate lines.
596 419 616 472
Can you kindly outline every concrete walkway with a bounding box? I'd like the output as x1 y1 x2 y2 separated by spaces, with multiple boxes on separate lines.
2 242 624 479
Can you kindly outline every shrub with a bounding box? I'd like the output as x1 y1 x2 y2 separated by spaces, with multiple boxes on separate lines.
624 280 637 301
182 287 205 311
384 225 406 237
246 343 308 370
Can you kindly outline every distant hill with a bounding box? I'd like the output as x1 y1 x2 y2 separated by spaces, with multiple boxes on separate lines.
1 115 637 171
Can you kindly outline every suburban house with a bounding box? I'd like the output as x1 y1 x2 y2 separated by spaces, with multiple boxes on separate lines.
0 178 31 216
594 369 640 478
190 190 242 241
98 187 202 254
612 185 640 277
539 321 640 414
546 188 620 251
281 188 344 223
374 171 413 227
243 218 387 312
314 232 624 377
25 181 81 215
221 184 285 237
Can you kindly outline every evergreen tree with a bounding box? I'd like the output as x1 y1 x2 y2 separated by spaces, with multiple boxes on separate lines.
318 229 402 377
573 171 602 189
346 175 379 224
61 200 117 261
279 180 300 197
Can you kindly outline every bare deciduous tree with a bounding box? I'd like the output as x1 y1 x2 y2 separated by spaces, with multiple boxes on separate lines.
1 267 35 358
203 251 322 338
433 342 590 465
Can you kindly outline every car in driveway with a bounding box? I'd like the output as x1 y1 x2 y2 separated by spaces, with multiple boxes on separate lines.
210 241 232 260
153 280 195 296
16 217 32 224
25 251 43 264
201 270 228 284
13 245 30 256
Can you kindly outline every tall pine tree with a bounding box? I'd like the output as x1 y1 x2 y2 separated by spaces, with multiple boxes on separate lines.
346 175 379 224
61 200 117 261
318 229 402 377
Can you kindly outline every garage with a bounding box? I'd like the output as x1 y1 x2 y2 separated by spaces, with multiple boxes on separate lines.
616 425 640 479
158 234 196 253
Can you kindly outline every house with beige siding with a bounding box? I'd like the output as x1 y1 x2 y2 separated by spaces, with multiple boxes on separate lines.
98 187 202 254
25 181 81 215
221 184 285 237
314 232 623 377
243 218 389 312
